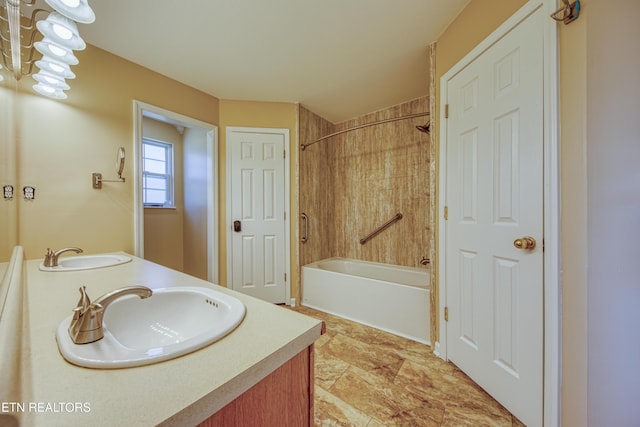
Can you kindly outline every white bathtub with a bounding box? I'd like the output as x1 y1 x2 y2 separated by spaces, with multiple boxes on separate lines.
302 257 430 344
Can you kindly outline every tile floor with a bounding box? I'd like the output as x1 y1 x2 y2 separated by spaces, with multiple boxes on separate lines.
290 306 525 427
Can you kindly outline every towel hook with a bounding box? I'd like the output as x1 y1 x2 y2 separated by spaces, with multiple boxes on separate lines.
551 0 580 24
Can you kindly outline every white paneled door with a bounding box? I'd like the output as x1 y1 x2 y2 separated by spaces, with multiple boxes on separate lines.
228 128 288 304
444 8 543 427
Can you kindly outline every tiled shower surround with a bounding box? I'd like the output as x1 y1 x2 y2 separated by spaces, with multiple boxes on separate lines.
299 96 432 269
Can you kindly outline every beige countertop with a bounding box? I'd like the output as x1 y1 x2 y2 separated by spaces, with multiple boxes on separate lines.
17 253 322 427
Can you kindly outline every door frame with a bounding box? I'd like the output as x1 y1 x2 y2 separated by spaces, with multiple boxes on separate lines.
437 1 560 425
133 100 219 283
225 126 291 305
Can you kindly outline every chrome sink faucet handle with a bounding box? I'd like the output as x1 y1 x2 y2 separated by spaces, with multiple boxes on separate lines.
68 285 153 344
43 247 83 267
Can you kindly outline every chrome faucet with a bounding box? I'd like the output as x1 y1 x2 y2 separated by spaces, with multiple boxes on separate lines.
43 247 83 267
68 285 153 344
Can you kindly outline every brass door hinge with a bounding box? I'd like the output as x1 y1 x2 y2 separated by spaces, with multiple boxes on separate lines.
444 206 449 221
444 104 449 119
284 273 287 282
444 307 449 322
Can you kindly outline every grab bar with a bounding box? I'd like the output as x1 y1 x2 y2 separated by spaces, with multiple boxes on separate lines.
359 213 403 245
301 213 309 244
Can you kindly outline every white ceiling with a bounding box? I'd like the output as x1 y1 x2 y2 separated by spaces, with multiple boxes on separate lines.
78 0 469 123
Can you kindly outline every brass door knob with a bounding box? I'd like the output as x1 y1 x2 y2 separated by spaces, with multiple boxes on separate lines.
514 236 536 250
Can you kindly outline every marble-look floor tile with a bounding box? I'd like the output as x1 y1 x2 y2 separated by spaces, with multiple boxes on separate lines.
315 343 351 390
394 359 513 425
323 333 405 383
441 408 513 427
291 306 521 427
315 331 333 348
330 366 445 426
294 306 438 367
314 385 372 427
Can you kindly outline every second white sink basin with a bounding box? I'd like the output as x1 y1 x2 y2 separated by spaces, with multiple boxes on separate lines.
56 286 246 368
40 254 132 271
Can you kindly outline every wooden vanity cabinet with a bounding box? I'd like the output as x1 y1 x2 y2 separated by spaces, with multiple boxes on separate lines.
199 345 315 427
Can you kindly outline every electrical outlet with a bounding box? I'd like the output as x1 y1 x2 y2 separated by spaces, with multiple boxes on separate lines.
3 185 13 200
23 186 35 200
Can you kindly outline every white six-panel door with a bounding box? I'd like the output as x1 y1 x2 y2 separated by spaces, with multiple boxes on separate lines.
444 8 544 426
228 128 287 304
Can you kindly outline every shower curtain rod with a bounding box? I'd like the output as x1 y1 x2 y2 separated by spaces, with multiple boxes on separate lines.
300 111 430 151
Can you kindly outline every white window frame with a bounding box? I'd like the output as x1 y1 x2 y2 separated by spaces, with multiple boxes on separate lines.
142 138 175 208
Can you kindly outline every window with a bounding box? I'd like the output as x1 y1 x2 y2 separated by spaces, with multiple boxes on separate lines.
142 138 174 207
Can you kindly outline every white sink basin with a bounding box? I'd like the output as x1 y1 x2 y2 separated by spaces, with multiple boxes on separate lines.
40 254 132 271
56 286 246 368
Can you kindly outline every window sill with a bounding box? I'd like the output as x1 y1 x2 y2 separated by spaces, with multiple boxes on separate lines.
144 206 177 210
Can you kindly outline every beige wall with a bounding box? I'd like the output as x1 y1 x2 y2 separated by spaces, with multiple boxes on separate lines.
2 44 220 261
435 0 528 79
218 100 299 297
141 118 210 280
182 126 209 280
0 85 17 261
142 118 185 272
1 46 302 297
559 7 588 425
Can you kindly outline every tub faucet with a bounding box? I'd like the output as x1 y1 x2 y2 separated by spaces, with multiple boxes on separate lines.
43 247 83 267
68 285 153 344
420 257 430 266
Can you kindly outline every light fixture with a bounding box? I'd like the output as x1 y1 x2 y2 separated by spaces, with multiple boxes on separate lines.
5 0 23 79
44 0 95 24
33 71 71 90
34 38 79 65
0 0 95 99
33 83 68 99
35 57 76 79
36 12 86 50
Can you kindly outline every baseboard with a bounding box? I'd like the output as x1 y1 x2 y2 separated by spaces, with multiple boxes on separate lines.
433 341 446 361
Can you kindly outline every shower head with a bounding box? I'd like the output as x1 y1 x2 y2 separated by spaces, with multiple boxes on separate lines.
416 121 430 134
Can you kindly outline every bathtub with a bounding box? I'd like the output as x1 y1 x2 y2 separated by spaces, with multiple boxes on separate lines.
302 257 430 344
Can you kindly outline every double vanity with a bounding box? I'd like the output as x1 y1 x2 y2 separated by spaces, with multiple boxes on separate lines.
0 247 323 426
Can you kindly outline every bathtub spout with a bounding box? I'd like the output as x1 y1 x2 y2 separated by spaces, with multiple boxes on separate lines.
420 257 430 266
